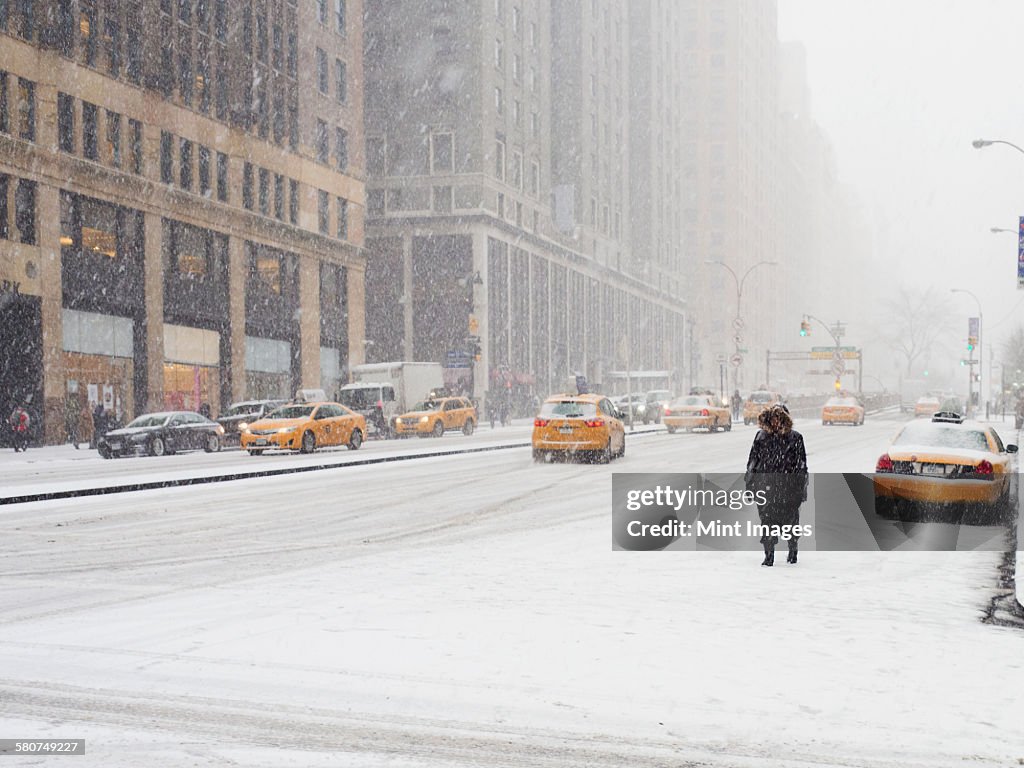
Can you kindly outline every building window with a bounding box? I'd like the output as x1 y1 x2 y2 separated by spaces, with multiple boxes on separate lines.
495 39 503 69
335 127 348 170
495 139 505 181
129 119 143 174
494 86 502 114
254 250 282 294
513 99 521 126
367 189 384 216
367 136 386 175
317 190 329 233
512 53 520 82
510 151 522 188
316 48 328 94
0 176 7 239
104 16 120 76
106 110 121 168
82 102 98 160
160 131 174 183
289 179 298 224
336 197 348 239
432 185 452 214
431 132 453 173
17 78 35 141
511 5 520 33
272 23 282 70
335 59 347 103
0 72 8 135
316 119 328 163
15 179 36 245
274 174 284 219
530 160 539 197
287 31 297 76
216 152 228 202
242 162 253 209
288 107 298 150
316 0 326 24
80 0 97 65
334 0 345 34
530 112 539 137
58 93 75 153
258 167 269 215
496 192 505 218
179 139 193 190
198 145 211 197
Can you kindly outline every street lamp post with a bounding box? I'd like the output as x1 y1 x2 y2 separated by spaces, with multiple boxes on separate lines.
951 287 983 417
704 259 778 391
972 138 1024 156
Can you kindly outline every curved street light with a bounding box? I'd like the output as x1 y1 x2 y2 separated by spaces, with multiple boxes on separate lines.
990 227 1017 235
972 138 1024 156
951 287 984 415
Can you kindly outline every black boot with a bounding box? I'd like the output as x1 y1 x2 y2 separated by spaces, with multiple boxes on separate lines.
761 542 775 567
787 540 798 564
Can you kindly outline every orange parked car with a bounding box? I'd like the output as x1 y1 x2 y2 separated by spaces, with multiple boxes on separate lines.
532 394 625 463
240 402 365 455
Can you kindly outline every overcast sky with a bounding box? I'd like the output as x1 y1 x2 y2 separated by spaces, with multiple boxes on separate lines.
778 0 1024 372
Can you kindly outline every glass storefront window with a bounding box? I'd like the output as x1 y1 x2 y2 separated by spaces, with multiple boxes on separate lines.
255 252 281 293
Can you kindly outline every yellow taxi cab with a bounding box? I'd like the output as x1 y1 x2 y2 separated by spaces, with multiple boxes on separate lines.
663 394 732 433
914 395 941 418
394 396 477 437
532 393 625 463
821 395 865 426
743 390 784 425
240 401 366 455
873 412 1018 520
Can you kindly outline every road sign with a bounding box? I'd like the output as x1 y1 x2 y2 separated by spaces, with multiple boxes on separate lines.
732 317 744 331
733 334 742 345
716 354 727 364
831 359 846 377
445 350 472 369
810 347 860 360
730 353 743 367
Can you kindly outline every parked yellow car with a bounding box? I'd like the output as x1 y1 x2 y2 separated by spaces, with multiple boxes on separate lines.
394 397 477 437
874 413 1018 521
743 390 784 425
664 395 731 433
822 395 865 426
240 402 365 455
532 394 625 463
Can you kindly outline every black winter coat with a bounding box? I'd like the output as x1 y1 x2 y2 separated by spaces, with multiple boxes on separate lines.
745 429 809 507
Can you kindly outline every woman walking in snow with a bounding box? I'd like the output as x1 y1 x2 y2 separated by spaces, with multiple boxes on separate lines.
744 404 808 567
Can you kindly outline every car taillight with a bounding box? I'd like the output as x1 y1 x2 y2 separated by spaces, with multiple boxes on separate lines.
584 419 605 428
975 460 994 476
376 400 383 409
700 409 709 416
534 418 549 427
876 454 894 472
664 404 671 413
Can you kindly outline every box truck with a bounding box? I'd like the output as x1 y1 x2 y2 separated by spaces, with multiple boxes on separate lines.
338 362 445 438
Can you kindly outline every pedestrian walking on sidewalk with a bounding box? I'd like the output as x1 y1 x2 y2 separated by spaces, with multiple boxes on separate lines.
744 404 808 567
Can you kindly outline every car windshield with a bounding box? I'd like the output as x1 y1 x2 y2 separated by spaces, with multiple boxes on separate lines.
222 403 262 417
647 391 670 400
827 397 858 406
411 400 441 411
540 401 598 418
893 423 991 452
678 396 705 406
339 389 379 409
267 405 315 419
125 414 170 428
749 392 773 403
917 397 940 405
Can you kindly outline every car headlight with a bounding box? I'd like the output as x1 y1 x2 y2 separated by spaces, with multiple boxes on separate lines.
215 425 225 435
419 416 429 423
131 433 148 442
278 426 296 434
239 422 248 432
395 418 403 425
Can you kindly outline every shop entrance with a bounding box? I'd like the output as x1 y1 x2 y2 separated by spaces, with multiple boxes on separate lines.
0 293 43 444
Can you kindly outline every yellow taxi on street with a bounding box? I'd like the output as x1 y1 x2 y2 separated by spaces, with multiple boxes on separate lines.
743 390 784 425
664 394 732 433
914 396 941 418
822 395 865 426
394 396 477 437
873 412 1018 521
240 402 366 455
532 394 625 463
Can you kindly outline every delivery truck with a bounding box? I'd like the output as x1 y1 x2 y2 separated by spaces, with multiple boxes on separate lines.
338 362 444 438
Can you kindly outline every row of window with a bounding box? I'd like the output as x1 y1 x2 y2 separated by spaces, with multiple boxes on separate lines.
315 0 347 36
242 162 299 225
315 120 349 170
494 140 541 198
0 71 35 142
315 48 348 104
317 189 350 240
0 175 36 245
58 93 144 176
366 132 454 178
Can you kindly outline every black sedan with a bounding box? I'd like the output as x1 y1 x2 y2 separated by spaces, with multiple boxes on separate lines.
98 411 225 458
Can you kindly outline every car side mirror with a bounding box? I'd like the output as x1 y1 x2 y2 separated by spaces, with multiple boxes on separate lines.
1007 444 1018 454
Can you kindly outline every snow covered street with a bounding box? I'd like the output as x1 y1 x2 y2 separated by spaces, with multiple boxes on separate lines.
0 412 1022 766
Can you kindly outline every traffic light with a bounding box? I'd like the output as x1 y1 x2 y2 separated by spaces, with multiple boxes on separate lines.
799 320 811 337
967 336 977 352
923 370 929 377
960 359 967 367
834 379 842 391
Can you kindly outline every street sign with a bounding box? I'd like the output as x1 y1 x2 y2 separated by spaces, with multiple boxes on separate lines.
732 317 744 331
730 353 743 367
733 334 742 345
810 347 860 360
1019 216 1024 289
445 350 472 369
831 359 846 377
716 354 727 364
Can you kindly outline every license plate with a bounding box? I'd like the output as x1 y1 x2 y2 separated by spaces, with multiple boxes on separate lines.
254 438 268 446
921 464 945 476
108 441 122 449
558 426 574 434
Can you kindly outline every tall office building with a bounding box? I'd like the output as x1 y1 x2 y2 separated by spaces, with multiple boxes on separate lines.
363 0 687 407
0 0 365 442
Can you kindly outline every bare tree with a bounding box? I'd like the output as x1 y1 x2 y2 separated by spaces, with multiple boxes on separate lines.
1001 325 1024 387
875 286 955 376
